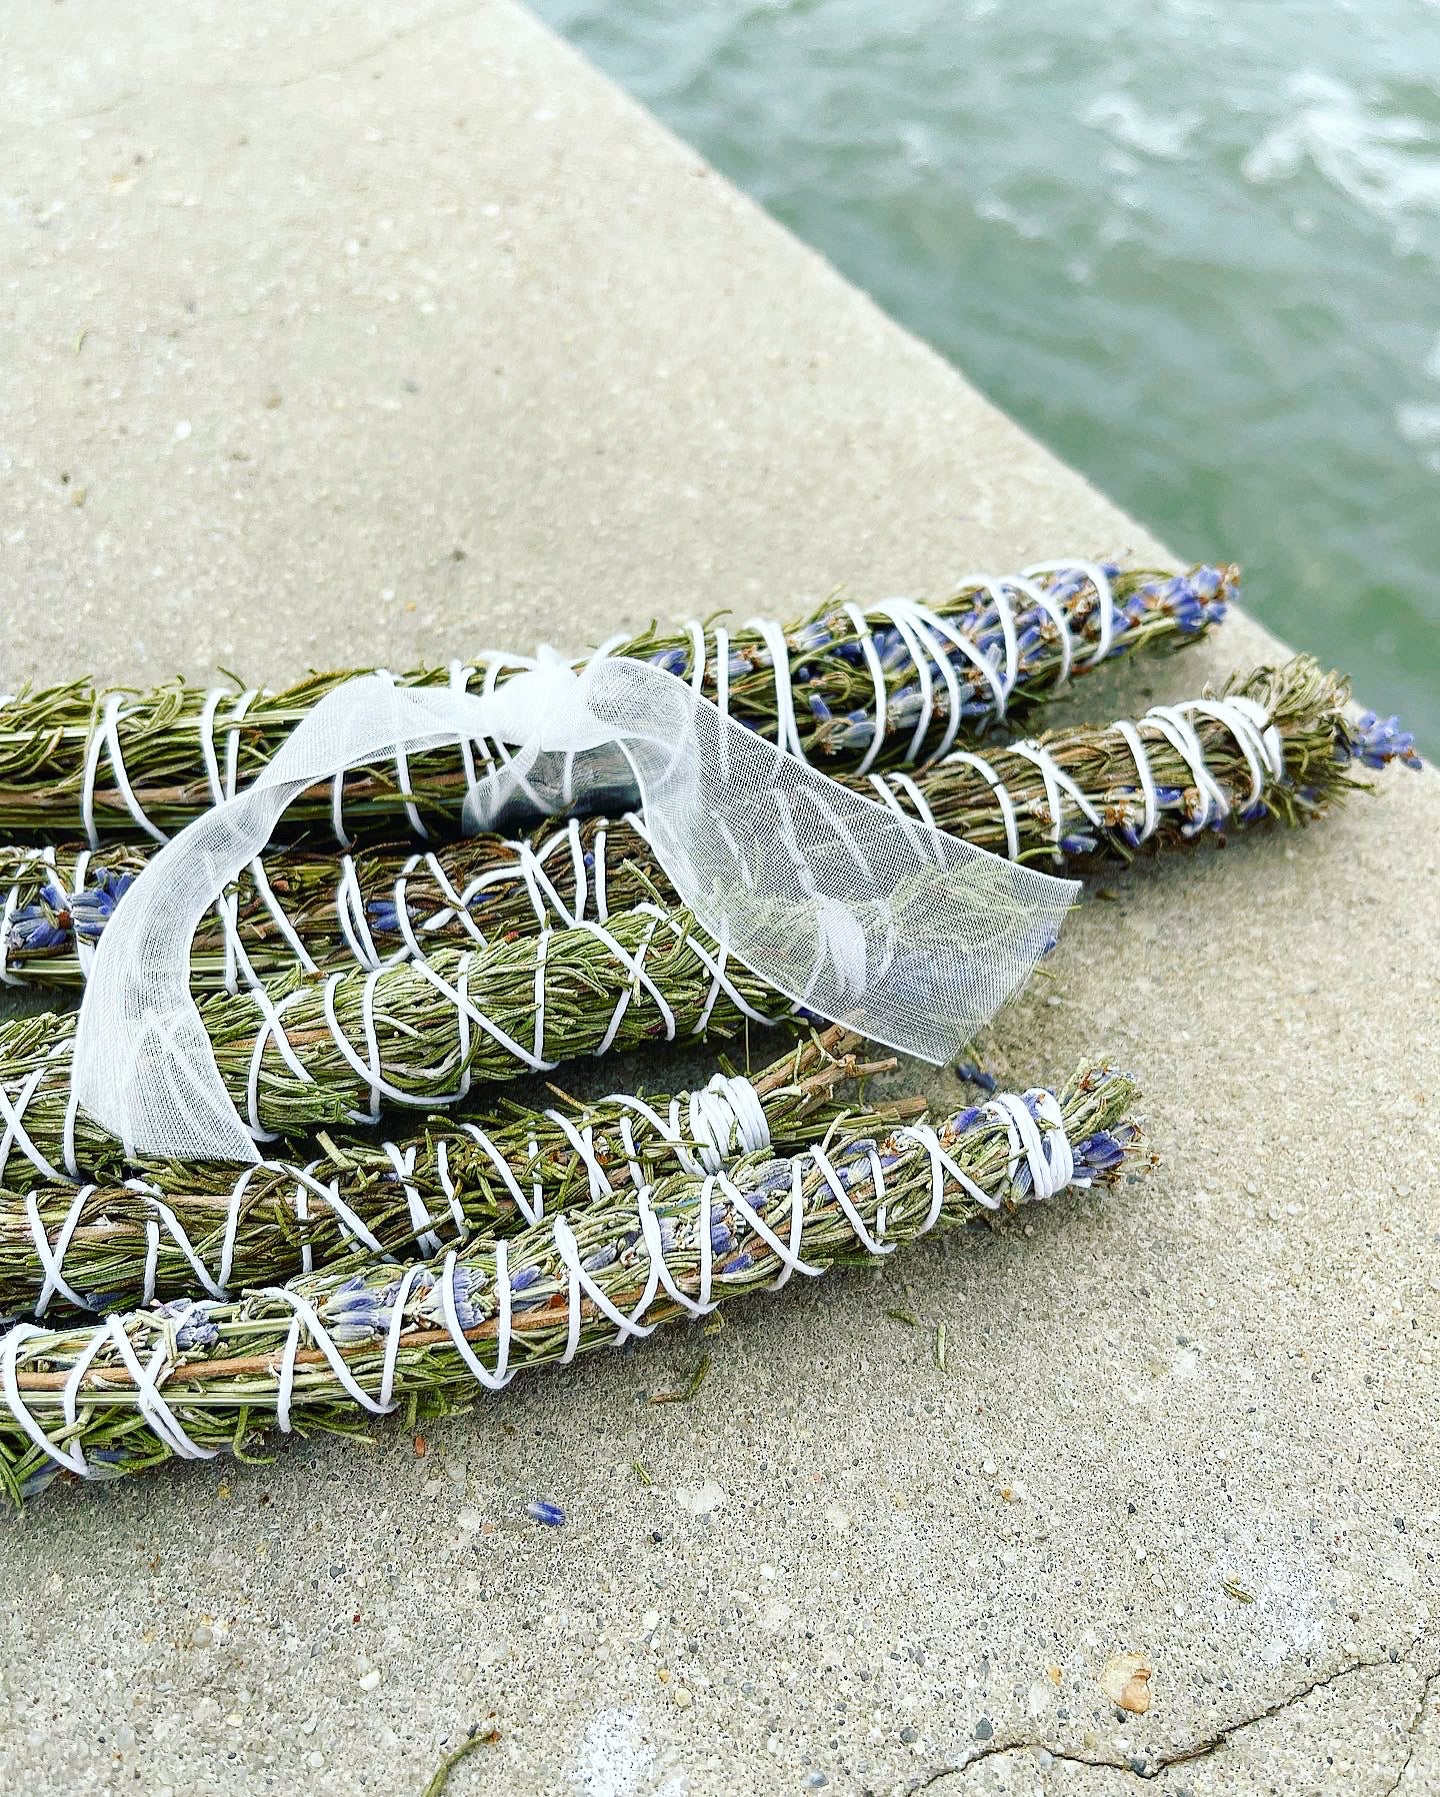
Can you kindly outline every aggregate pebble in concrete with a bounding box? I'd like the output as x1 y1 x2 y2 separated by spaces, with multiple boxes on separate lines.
1 4 1437 1794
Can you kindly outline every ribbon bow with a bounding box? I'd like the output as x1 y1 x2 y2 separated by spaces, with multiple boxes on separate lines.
73 652 1078 1162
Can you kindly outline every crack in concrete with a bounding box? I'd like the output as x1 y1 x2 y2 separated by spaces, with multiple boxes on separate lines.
1378 1664 1440 1797
906 1635 1440 1791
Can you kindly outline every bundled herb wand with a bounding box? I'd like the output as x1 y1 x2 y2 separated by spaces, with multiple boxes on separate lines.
2 656 1405 994
0 903 812 1193
0 1029 931 1320
0 1065 1141 1504
0 562 1233 845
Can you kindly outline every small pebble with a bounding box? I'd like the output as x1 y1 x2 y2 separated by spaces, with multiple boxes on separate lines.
672 1687 693 1710
358 1669 381 1693
1099 1651 1153 1715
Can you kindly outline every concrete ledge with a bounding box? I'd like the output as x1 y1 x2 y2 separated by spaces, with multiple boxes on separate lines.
2 5 1437 1794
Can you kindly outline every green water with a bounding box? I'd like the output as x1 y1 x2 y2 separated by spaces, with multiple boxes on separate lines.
535 0 1440 746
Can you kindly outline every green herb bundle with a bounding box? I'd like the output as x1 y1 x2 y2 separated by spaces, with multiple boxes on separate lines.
2 656 1396 994
0 563 1233 845
0 905 794 1193
0 1065 1141 1504
0 1029 927 1319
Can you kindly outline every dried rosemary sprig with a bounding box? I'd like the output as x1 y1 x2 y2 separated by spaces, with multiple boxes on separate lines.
0 563 1233 844
0 656 1408 991
0 1065 1141 1504
0 1029 928 1320
0 904 794 1193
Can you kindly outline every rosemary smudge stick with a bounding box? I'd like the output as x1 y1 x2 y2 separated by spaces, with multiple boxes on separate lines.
0 1029 927 1319
1 656 1398 995
0 563 1233 845
0 1065 1141 1504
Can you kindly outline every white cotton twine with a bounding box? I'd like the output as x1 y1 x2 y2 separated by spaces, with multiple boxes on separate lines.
1 1084 1085 1475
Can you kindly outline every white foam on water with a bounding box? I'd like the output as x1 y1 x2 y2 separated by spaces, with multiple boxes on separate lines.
1080 92 1203 162
1242 69 1440 234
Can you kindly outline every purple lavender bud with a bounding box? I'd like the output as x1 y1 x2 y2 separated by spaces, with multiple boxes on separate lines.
808 693 832 721
581 1243 617 1273
955 1064 998 1094
526 1499 565 1527
1343 710 1422 771
19 1461 63 1502
650 648 688 676
710 1222 733 1254
366 898 402 934
794 620 832 653
748 1160 795 1197
1190 565 1222 599
1075 1130 1127 1172
509 1265 540 1292
7 906 70 951
68 868 134 939
156 1297 221 1351
949 1106 985 1132
837 1136 878 1161
721 1251 754 1275
728 650 753 680
448 1266 489 1331
1059 832 1098 856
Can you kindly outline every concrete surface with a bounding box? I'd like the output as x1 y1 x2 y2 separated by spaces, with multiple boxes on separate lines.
1 4 1437 1794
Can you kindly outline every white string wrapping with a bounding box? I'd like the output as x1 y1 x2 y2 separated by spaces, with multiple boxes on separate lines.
73 654 1077 1162
12 1070 779 1317
60 563 1128 847
3 1086 1089 1476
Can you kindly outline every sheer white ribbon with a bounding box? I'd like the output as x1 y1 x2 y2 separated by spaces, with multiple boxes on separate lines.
72 652 1078 1163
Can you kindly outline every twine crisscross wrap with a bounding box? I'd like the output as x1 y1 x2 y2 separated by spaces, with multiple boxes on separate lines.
873 690 1286 857
0 1082 1097 1485
30 558 1203 850
7 1063 796 1317
74 653 1078 1163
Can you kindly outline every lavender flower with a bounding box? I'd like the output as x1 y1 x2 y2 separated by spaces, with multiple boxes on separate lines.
1340 711 1422 772
319 1274 397 1344
68 869 134 940
155 1298 221 1351
1073 1128 1132 1174
366 897 408 934
794 620 833 653
526 1499 565 1527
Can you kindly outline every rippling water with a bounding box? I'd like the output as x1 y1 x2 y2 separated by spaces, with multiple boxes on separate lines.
535 0 1440 745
